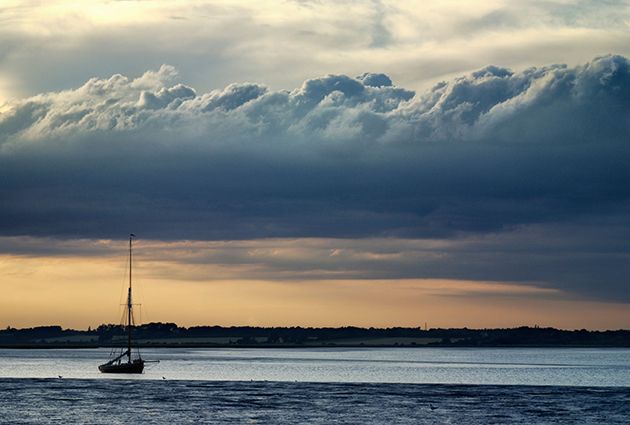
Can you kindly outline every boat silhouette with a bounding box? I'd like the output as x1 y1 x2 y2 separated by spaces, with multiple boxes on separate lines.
99 234 150 374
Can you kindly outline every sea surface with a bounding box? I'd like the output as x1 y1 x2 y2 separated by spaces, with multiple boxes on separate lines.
0 347 628 424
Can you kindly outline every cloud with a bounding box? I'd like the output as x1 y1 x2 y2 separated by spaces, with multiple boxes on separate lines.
4 54 629 144
1 55 630 302
1 55 629 236
2 0 630 103
1 223 629 303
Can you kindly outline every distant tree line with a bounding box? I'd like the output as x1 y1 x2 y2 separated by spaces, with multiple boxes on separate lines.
1 324 629 347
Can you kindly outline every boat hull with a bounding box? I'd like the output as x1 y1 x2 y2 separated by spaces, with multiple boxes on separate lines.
99 360 145 374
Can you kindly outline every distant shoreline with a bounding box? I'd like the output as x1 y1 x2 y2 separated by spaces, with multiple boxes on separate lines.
2 324 629 348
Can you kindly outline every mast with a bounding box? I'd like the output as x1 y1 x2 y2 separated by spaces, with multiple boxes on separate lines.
127 233 134 363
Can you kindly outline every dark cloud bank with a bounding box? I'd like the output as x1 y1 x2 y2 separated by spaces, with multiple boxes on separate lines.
1 55 630 302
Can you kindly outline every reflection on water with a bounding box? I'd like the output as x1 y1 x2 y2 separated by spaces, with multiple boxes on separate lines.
0 347 628 387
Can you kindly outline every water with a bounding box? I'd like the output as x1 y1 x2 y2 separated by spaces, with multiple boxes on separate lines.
1 379 628 424
0 347 628 386
0 348 628 423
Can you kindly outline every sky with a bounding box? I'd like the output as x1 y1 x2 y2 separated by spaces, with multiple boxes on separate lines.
1 0 630 330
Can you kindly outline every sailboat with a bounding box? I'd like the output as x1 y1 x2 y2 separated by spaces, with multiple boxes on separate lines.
99 234 146 374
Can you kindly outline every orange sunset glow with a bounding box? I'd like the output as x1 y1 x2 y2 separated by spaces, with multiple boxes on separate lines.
1 238 628 330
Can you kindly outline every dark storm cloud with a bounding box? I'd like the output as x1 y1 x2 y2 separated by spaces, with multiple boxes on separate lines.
2 55 629 238
1 55 630 301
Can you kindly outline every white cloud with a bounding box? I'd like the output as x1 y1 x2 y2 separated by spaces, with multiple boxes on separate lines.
3 54 628 148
